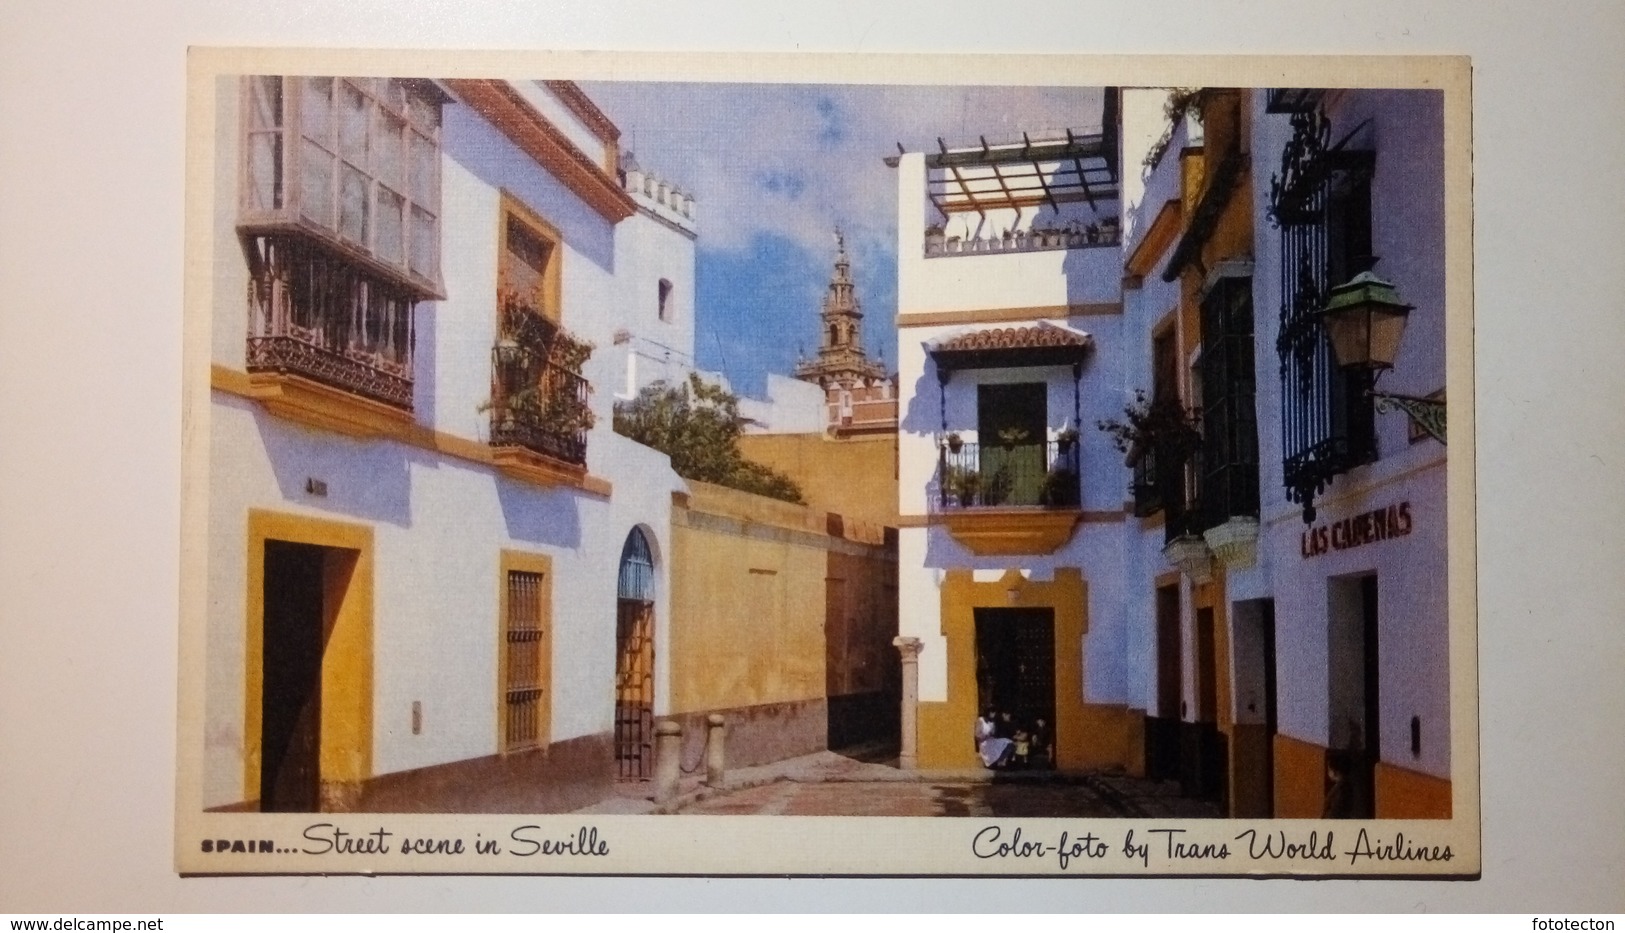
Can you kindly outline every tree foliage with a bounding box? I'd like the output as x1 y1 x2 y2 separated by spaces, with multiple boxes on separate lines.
613 374 806 504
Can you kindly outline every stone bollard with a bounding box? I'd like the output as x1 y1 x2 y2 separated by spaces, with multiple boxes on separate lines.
654 720 682 805
704 713 727 787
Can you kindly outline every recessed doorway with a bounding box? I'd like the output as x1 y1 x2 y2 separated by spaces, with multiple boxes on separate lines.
260 540 342 812
973 607 1056 749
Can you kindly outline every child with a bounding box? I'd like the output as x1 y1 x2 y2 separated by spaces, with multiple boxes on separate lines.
1012 727 1031 769
1031 717 1053 770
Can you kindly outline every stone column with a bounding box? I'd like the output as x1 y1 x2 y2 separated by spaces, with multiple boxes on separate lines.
893 636 923 770
704 713 727 787
654 720 682 805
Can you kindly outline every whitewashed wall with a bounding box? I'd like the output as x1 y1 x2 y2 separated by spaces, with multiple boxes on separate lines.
1248 88 1451 779
203 78 690 808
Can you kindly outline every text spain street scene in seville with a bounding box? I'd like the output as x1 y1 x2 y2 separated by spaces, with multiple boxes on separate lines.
194 74 1455 828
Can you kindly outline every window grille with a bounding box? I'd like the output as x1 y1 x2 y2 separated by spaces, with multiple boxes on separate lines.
504 569 545 753
615 529 656 780
1268 105 1377 520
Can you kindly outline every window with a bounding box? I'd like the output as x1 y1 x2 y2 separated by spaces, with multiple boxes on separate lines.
1269 104 1377 518
657 278 673 322
1197 274 1260 529
489 194 593 468
500 556 552 753
239 76 443 412
241 76 443 291
499 195 562 323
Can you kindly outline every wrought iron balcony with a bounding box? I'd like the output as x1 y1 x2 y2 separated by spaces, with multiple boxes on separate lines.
936 440 1081 510
244 234 416 412
488 304 594 470
488 366 590 467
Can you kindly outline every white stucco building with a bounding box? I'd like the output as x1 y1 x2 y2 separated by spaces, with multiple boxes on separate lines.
892 86 1454 820
202 76 698 812
887 104 1143 772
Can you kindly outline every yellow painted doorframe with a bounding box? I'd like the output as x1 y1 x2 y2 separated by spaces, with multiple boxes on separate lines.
918 567 1088 769
244 509 375 809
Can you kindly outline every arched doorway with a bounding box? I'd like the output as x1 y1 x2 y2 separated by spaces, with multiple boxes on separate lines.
615 528 656 781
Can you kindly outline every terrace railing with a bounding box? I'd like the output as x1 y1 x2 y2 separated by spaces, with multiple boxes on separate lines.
937 440 1081 510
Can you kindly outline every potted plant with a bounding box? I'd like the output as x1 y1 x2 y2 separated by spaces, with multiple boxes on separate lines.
1041 466 1079 507
945 431 964 453
925 224 945 253
944 465 981 507
1096 389 1201 467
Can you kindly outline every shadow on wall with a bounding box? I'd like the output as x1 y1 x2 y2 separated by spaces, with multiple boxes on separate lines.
412 301 437 427
495 477 584 549
255 408 414 527
1060 240 1123 306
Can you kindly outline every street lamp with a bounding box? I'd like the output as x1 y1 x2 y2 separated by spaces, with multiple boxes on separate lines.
1319 271 1446 444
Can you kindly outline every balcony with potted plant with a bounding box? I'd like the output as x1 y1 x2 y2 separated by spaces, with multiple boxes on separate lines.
484 281 597 487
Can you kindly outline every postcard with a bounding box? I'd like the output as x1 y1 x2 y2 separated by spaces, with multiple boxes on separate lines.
177 48 1475 876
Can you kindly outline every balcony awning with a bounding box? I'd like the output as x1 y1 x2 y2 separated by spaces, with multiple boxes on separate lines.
929 323 1094 373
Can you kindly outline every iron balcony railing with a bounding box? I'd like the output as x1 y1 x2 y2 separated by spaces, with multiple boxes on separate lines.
487 366 590 466
924 223 1120 258
936 440 1081 510
244 234 416 411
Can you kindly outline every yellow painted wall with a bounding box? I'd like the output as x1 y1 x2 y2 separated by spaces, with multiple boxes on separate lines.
1274 733 1328 818
738 432 898 527
1376 762 1453 819
825 545 898 698
667 482 829 713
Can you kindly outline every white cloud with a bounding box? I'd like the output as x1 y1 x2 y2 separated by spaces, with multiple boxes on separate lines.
580 81 1107 262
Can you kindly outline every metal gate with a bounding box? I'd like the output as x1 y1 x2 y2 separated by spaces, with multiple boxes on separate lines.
615 529 656 781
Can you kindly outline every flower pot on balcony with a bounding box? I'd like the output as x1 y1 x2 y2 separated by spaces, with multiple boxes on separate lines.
945 432 964 453
1162 534 1214 583
1202 516 1260 570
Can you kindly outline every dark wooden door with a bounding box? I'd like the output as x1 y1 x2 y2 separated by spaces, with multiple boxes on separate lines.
1188 607 1228 803
1148 584 1183 780
973 608 1056 738
1261 599 1278 816
261 540 325 812
1355 574 1380 818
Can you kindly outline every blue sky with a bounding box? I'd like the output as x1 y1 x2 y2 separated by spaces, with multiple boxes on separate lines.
579 82 1107 398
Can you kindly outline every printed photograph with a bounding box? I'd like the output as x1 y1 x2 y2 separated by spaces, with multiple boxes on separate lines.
180 52 1473 875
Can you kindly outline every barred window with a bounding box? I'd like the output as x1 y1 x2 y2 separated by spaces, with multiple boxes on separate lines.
503 569 547 753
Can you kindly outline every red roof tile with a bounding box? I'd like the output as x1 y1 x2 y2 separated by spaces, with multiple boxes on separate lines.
935 325 1093 352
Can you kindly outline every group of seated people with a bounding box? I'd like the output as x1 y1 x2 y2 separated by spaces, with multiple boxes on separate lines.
974 708 1054 770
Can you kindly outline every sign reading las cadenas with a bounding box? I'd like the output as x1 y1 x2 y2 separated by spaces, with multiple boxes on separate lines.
1301 501 1413 558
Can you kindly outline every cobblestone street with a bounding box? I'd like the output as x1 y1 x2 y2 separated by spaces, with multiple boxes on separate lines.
676 774 1223 818
577 748 1223 818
